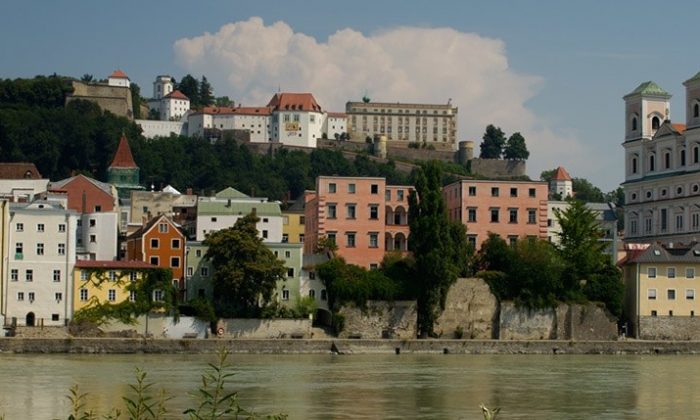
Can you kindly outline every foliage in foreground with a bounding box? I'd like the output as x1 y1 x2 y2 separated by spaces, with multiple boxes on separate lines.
63 349 286 420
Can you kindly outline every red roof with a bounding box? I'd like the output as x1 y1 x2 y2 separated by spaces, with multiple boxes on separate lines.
0 162 42 179
109 134 138 169
672 123 687 133
164 90 189 101
109 69 129 79
200 106 271 116
327 112 347 118
552 166 572 181
76 260 155 269
266 92 322 112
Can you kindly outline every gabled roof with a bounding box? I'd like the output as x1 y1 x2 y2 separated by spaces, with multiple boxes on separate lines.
50 174 114 196
266 92 322 112
672 123 687 134
552 166 572 181
127 214 184 240
0 162 43 179
628 242 700 264
653 121 685 139
109 69 129 79
624 81 671 99
109 134 138 169
164 90 189 101
75 260 154 269
215 187 249 199
198 200 281 217
199 106 272 116
162 185 181 195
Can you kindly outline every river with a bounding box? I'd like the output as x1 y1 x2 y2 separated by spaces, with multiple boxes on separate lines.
0 353 697 419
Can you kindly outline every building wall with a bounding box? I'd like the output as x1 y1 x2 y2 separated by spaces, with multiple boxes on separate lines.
73 267 146 312
185 242 213 301
127 218 185 289
55 176 117 213
0 179 49 202
282 211 305 244
67 81 133 119
196 214 283 242
270 243 303 308
77 212 118 261
135 120 187 138
0 200 8 324
161 97 190 121
636 262 700 317
271 111 324 148
443 180 548 250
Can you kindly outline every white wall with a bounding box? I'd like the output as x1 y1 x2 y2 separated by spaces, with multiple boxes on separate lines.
196 214 283 242
136 120 187 138
77 212 118 261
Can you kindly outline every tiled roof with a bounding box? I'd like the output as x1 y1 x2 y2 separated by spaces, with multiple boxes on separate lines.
109 134 138 169
215 187 249 199
628 242 700 264
109 69 129 79
76 260 154 269
0 162 43 179
200 106 272 116
327 112 347 118
624 81 670 98
198 200 281 217
164 90 189 101
672 123 687 134
552 166 572 181
267 93 322 112
128 215 183 239
50 174 114 196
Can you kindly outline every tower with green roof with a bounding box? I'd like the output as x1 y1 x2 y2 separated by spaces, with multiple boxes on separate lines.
623 81 671 142
108 134 145 198
683 71 700 129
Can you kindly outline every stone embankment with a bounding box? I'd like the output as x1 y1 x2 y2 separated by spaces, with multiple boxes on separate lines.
2 337 700 355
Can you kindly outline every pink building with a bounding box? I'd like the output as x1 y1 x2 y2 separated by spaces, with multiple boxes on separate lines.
443 179 548 250
304 176 412 269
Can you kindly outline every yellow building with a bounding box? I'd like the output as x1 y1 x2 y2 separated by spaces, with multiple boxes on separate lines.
73 260 154 312
282 201 305 244
623 242 700 339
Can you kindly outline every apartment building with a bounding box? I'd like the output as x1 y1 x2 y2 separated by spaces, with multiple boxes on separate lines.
282 200 306 244
442 179 548 250
73 260 154 312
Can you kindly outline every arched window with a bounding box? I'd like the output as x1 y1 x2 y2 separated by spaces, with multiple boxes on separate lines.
632 157 638 173
681 150 687 166
695 103 699 118
632 116 638 131
650 154 656 171
652 116 660 130
665 152 671 169
695 146 700 164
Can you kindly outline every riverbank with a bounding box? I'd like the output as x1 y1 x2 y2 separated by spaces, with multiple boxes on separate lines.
2 337 700 354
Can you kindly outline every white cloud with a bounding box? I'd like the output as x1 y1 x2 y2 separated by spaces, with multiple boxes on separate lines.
174 17 593 184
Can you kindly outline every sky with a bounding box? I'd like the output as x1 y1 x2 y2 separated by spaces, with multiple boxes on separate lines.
3 1 700 192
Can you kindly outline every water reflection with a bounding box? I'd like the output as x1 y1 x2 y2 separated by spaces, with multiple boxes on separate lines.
0 353 697 419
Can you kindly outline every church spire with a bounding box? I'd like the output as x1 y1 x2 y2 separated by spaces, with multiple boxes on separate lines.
109 132 137 169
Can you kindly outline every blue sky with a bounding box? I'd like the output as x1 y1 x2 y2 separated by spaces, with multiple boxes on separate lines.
3 0 700 191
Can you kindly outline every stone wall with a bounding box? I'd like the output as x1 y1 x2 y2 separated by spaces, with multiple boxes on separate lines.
469 159 526 178
434 278 498 339
639 316 700 340
565 304 618 341
100 315 210 339
218 318 312 339
500 302 557 340
338 301 417 339
67 81 133 119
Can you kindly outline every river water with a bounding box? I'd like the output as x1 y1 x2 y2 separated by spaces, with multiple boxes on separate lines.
0 353 697 419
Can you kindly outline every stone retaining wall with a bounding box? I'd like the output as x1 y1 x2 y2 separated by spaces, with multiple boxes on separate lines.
435 278 498 339
218 319 312 339
338 301 417 339
639 316 700 340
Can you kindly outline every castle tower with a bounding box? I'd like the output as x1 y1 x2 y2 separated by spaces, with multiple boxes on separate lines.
108 134 144 198
108 69 130 88
153 75 174 100
550 166 573 199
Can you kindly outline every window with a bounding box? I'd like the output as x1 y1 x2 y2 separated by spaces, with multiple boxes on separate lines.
369 263 379 270
108 289 116 302
529 188 536 198
172 239 181 249
687 289 695 300
130 272 137 282
15 242 22 256
282 289 290 301
17 292 24 302
58 243 65 255
263 218 269 223
89 219 96 227
632 157 638 173
648 267 657 278
370 184 379 194
195 249 202 257
282 234 289 243
468 186 477 196
321 289 327 301
299 216 305 225
509 208 518 224
27 292 35 302
650 154 656 171
37 223 44 232
528 209 537 224
346 232 356 247
55 293 62 302
299 234 305 243
36 243 44 255
150 238 159 249
508 236 518 246
210 217 217 222
95 205 102 212
668 289 676 300
327 204 337 219
490 208 499 223
287 268 295 278
26 270 33 282
262 230 268 239
632 116 638 131
53 270 61 282
491 187 499 197
150 256 159 265
397 190 405 201
369 205 379 220
158 223 168 233
108 271 117 281
348 183 356 193
309 289 316 298
369 232 379 248
468 208 477 223
129 291 136 302
647 289 657 300
80 289 88 302
327 232 336 245
16 223 23 232
153 290 164 302
328 183 337 193
10 269 18 282
652 116 660 130
695 104 699 118
346 204 356 219
676 214 684 231
651 310 657 317
664 152 671 169
283 216 289 225
81 270 88 281
187 267 193 277
668 267 676 278
58 224 66 232
510 188 518 197
201 267 209 277
171 257 180 268
284 250 291 258
90 234 96 243
687 268 695 279
682 150 687 166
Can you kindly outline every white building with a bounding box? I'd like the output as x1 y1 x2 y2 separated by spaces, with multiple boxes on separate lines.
144 75 190 122
187 106 272 142
153 75 174 100
107 70 130 88
196 187 283 243
325 112 347 140
76 212 118 261
3 201 78 327
550 166 573 199
267 93 325 148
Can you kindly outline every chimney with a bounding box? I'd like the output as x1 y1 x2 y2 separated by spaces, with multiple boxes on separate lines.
186 188 193 196
81 190 87 213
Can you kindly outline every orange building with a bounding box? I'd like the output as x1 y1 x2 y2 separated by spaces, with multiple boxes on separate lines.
304 176 412 269
442 179 548 250
125 215 186 294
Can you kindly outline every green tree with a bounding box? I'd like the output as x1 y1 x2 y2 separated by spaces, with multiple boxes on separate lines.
408 161 470 337
215 96 234 107
572 178 605 202
204 213 286 317
199 76 214 107
503 132 529 160
510 239 565 309
177 74 200 108
539 168 556 183
81 74 94 82
130 82 142 119
479 124 506 159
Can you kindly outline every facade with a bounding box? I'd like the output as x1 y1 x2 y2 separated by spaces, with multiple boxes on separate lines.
108 69 130 88
145 75 190 122
0 162 49 202
66 71 133 119
267 93 325 148
269 242 304 308
49 174 119 213
153 75 174 100
547 201 619 263
160 90 190 121
550 166 573 199
3 201 78 326
126 215 186 295
304 176 412 269
443 179 549 250
300 254 330 311
73 260 153 312
623 242 700 339
622 73 700 245
129 188 197 238
345 100 458 150
185 242 213 301
187 106 272 143
196 187 283 243
282 200 306 244
325 112 347 140
108 134 144 199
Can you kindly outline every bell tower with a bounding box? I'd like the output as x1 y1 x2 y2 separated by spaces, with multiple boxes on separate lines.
623 81 671 141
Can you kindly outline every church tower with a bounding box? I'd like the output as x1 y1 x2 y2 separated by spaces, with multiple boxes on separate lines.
550 166 573 199
108 133 144 198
